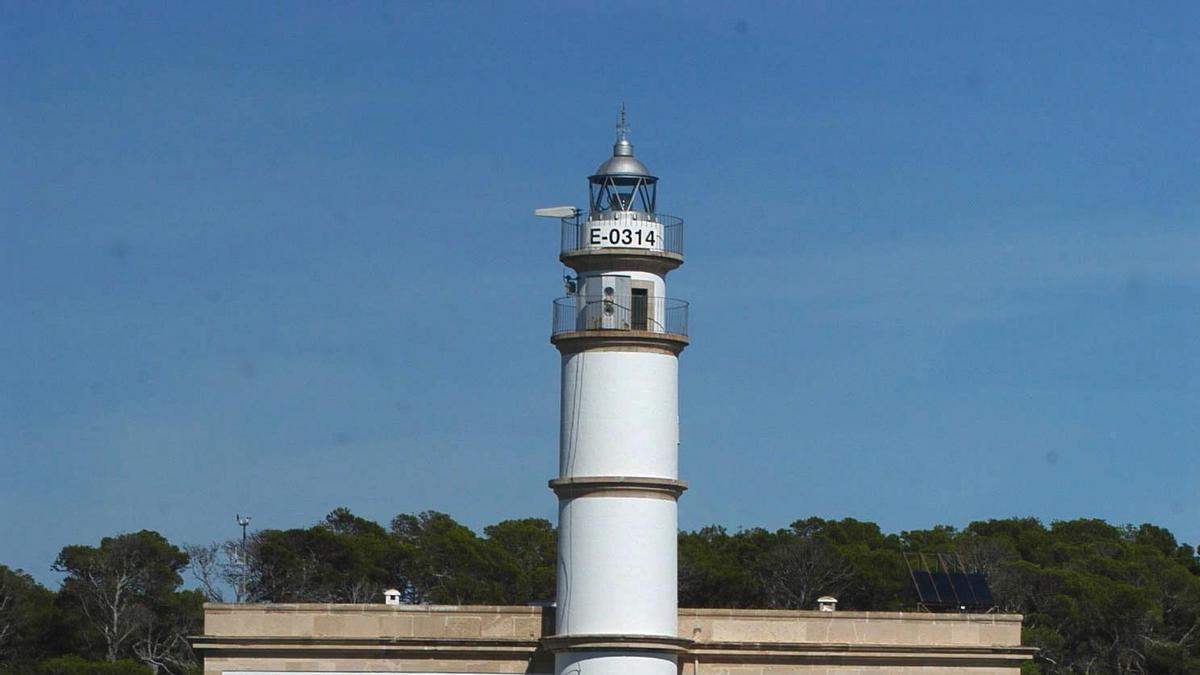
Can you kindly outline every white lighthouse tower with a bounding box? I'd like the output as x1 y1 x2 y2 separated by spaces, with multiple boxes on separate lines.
540 111 688 675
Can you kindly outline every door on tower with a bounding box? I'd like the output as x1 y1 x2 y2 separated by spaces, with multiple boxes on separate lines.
630 288 649 330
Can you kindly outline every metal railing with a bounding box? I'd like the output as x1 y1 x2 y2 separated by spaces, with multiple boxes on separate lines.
552 295 689 337
560 212 683 257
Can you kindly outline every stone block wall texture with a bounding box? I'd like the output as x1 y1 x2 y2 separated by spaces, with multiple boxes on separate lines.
204 604 550 640
196 604 1032 675
678 608 1022 646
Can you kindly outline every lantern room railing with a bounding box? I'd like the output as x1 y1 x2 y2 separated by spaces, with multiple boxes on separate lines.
552 295 689 338
560 212 683 258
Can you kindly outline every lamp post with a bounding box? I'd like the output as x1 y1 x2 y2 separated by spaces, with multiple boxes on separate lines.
236 514 252 602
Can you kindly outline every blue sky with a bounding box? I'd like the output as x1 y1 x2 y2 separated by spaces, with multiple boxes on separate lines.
2 2 1197 585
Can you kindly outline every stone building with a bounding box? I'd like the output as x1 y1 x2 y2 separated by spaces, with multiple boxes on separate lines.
194 603 1034 673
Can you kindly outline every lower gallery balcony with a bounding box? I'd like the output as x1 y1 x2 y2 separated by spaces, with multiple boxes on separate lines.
551 295 689 352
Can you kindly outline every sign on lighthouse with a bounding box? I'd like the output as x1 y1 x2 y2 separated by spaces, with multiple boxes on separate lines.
538 110 689 675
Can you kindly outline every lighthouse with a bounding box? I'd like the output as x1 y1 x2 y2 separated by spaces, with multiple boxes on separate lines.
540 111 688 675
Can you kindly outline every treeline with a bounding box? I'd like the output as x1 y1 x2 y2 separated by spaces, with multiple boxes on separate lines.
678 518 1200 673
2 510 1199 674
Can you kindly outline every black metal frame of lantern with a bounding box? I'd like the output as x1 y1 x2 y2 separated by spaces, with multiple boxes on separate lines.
589 173 657 215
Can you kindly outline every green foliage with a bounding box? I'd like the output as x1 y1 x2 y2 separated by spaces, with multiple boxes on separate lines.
54 532 187 601
483 518 556 603
27 655 152 675
678 516 1200 672
50 531 195 672
323 508 388 538
0 566 58 662
948 518 1200 673
249 509 413 603
8 511 1200 674
391 511 521 604
245 509 556 606
679 526 773 608
679 518 912 611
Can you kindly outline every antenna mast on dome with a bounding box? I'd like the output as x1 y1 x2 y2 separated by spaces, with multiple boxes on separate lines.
616 104 630 142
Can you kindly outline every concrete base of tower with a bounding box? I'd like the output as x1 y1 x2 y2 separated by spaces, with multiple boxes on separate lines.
555 650 677 675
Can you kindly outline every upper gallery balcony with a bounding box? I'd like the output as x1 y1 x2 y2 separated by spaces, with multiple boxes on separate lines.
559 211 683 269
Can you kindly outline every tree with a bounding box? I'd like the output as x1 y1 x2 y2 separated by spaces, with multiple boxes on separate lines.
392 511 518 605
241 510 551 606
12 508 1200 673
129 591 203 675
183 541 245 604
52 531 188 663
248 508 415 604
803 518 908 611
0 566 56 662
679 526 745 608
483 518 557 603
756 535 851 610
323 507 388 538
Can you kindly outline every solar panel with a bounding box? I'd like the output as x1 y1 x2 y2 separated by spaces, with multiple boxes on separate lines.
948 572 975 605
910 570 995 610
932 571 956 605
906 553 996 612
967 573 994 607
912 570 941 606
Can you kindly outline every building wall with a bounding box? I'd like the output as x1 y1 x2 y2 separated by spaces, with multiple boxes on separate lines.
194 604 1034 675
